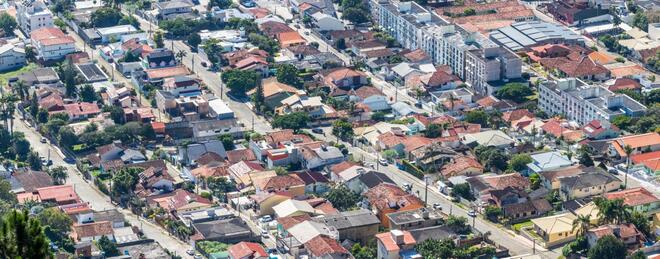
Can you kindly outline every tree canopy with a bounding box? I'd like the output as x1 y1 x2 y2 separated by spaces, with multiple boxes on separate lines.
276 64 302 88
0 13 17 36
272 112 310 130
588 235 626 259
0 210 52 259
325 185 360 211
221 69 259 95
494 83 533 103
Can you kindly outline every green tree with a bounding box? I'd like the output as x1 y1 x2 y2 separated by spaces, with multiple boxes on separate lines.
529 173 541 190
111 168 140 200
381 149 398 160
451 183 473 201
342 7 369 24
594 197 630 225
588 235 626 259
631 250 648 259
247 33 279 55
445 215 470 234
629 210 651 238
332 118 354 140
425 123 442 138
415 238 455 258
37 207 73 252
351 242 376 259
633 11 649 32
91 8 123 27
37 108 49 124
79 84 98 103
579 151 594 167
252 79 265 112
27 151 42 171
206 177 235 201
47 166 68 185
221 69 259 95
494 83 533 103
463 8 476 16
187 33 202 50
12 136 31 161
0 179 17 204
611 115 632 130
0 210 52 259
371 111 386 122
572 214 591 238
207 0 231 9
153 30 165 48
324 185 360 211
218 134 235 151
29 92 39 117
508 154 532 172
484 205 502 222
0 13 17 36
272 112 310 131
464 109 488 127
276 64 302 88
97 235 119 256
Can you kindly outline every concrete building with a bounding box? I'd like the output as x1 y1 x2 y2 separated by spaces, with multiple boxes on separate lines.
30 27 76 61
154 0 193 20
0 44 26 72
16 0 53 34
96 25 139 43
490 21 585 52
369 0 521 95
538 78 647 125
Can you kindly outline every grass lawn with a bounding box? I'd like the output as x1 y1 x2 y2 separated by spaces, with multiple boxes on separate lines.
512 220 533 232
0 63 38 86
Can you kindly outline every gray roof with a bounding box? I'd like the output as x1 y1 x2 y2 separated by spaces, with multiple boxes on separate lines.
179 140 227 164
193 217 252 240
387 208 444 226
559 170 620 190
315 146 343 160
156 0 193 9
313 209 380 230
10 171 53 193
391 102 415 116
357 171 395 188
409 225 455 243
94 209 125 223
120 149 147 162
490 21 584 51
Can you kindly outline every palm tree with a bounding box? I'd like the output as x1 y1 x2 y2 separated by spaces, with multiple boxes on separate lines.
488 110 503 129
572 215 591 237
447 93 457 111
48 166 68 185
176 50 188 63
595 197 631 225
13 80 28 102
624 144 633 188
0 94 18 134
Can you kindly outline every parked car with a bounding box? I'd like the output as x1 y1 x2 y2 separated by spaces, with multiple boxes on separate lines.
261 229 269 238
467 210 477 217
40 137 47 143
312 128 324 134
200 61 208 67
608 168 619 175
432 203 442 210
259 215 273 223
379 158 388 166
186 249 195 255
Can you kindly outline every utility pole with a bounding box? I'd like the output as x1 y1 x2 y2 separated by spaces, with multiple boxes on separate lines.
424 175 429 207
191 55 195 73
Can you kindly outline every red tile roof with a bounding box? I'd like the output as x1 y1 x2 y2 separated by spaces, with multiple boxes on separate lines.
631 151 660 171
612 133 660 157
146 66 190 79
256 175 305 191
63 102 101 117
233 56 268 70
374 231 416 252
277 214 312 230
305 236 349 257
609 78 641 92
31 27 75 46
36 185 79 203
441 155 483 178
228 242 267 259
364 183 423 212
329 161 359 174
226 149 258 164
604 187 659 207
402 136 434 153
72 221 113 239
502 109 534 123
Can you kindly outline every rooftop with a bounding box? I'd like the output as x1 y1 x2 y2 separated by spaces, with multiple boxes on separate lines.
490 21 583 51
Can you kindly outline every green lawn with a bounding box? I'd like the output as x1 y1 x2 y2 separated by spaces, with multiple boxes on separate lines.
512 220 533 232
0 63 38 87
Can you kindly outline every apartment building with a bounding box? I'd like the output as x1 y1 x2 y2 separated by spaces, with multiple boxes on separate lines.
369 0 521 95
16 0 54 34
538 78 647 125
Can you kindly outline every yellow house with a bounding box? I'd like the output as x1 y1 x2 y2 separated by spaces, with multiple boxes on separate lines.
253 174 306 197
251 192 291 216
573 202 600 225
531 213 577 248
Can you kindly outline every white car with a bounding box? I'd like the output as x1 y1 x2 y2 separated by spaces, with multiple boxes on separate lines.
186 249 195 255
259 215 272 223
378 158 388 166
467 210 477 217
261 229 269 238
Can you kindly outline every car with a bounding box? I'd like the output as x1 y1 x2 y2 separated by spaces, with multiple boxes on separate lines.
367 163 375 169
304 31 310 35
414 101 423 108
294 24 301 29
259 215 272 223
194 254 203 259
432 203 442 210
608 168 619 175
312 128 324 134
261 229 269 238
402 183 412 191
267 248 278 254
450 196 460 202
40 137 47 143
467 210 477 217
64 157 76 164
186 249 195 255
378 158 388 166
200 61 208 67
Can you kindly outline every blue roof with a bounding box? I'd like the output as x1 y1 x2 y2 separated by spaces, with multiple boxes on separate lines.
527 151 573 173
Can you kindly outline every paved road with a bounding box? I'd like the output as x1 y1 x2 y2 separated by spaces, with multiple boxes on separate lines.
13 118 195 258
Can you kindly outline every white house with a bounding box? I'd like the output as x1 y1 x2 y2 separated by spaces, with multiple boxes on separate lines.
96 25 139 43
16 0 53 34
30 27 76 61
311 12 344 31
0 44 26 72
155 0 193 20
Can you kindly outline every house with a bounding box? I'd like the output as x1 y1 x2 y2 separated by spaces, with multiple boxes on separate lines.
247 78 301 110
60 203 94 224
277 31 306 48
558 170 621 200
15 67 60 87
364 183 425 227
350 40 387 57
30 27 76 61
276 95 335 119
539 165 591 190
299 144 345 170
462 130 515 149
328 161 366 183
408 70 462 92
60 102 102 121
313 209 380 244
227 242 267 259
609 133 660 160
137 166 174 194
9 170 53 193
71 221 114 242
348 86 390 112
390 102 415 118
328 29 368 43
293 171 330 195
528 44 609 80
148 189 213 213
502 198 553 223
191 217 254 245
386 207 445 231
440 155 483 179
608 78 642 92
318 67 369 90
21 185 80 205
375 230 418 259
258 21 294 38
226 149 258 164
604 187 660 215
251 192 291 216
254 174 305 196
526 151 573 174
96 142 124 161
143 48 176 69
531 213 577 248
586 224 645 250
346 170 394 194
582 119 619 140
155 0 193 20
304 235 350 259
233 56 269 77
466 173 530 196
179 140 227 165
631 151 660 175
282 220 340 257
272 199 318 218
93 209 125 228
310 12 343 31
546 1 611 28
96 25 138 43
0 44 26 72
16 0 53 34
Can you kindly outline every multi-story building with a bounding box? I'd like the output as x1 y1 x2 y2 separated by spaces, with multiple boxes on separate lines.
0 44 26 72
369 0 521 95
538 78 647 125
16 0 53 35
30 27 76 61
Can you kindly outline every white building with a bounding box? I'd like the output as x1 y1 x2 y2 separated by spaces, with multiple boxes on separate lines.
96 25 139 43
16 0 53 34
30 27 76 61
369 0 521 95
155 0 193 20
0 44 26 72
311 12 344 31
538 78 647 125
208 98 235 120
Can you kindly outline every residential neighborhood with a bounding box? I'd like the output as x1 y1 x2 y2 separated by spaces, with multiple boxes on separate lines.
0 0 658 258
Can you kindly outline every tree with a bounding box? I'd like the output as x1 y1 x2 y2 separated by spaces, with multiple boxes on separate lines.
633 11 649 32
371 111 386 122
206 177 235 201
588 235 626 259
91 8 123 27
272 112 310 131
175 50 187 63
97 235 119 256
451 183 473 201
336 38 346 49
0 13 17 36
207 0 231 9
381 149 398 161
445 215 470 234
631 250 648 259
415 238 455 258
425 123 442 138
48 166 68 185
221 69 259 95
332 118 353 140
351 243 375 259
79 84 98 103
153 30 165 48
463 8 476 16
119 50 140 63
572 214 591 238
187 33 201 50
252 79 265 112
342 7 369 24
464 109 489 127
0 179 17 205
594 197 630 225
611 115 632 130
247 33 279 55
12 137 31 161
508 154 532 172
494 83 533 103
325 185 360 211
37 207 73 251
0 210 52 259
61 59 77 98
111 168 140 200
24 46 36 62
37 108 49 124
484 205 502 222
29 92 39 117
629 210 651 238
579 151 594 167
218 134 235 151
27 151 42 171
624 144 633 187
529 173 541 190
276 64 302 88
